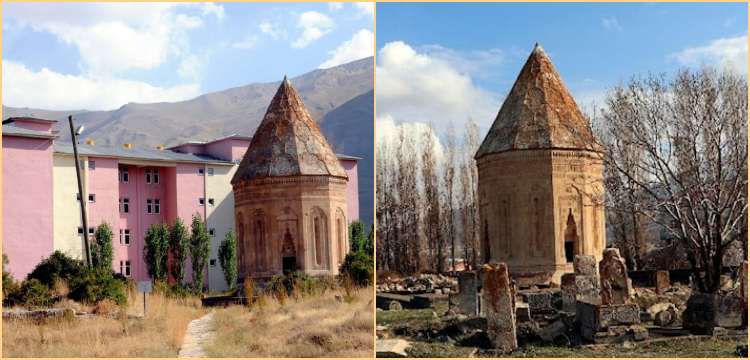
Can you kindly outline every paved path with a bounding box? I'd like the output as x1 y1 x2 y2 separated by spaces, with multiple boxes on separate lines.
178 311 215 358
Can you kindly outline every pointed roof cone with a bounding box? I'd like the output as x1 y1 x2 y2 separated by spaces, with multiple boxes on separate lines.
475 43 601 159
231 77 347 184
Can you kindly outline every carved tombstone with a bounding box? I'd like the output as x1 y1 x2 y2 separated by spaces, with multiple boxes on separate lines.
654 270 670 295
458 271 479 316
481 263 517 353
561 255 600 312
599 248 632 305
574 255 598 276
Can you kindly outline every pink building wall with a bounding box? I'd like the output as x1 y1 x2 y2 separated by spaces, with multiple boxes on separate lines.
2 136 54 279
340 159 360 223
205 138 249 162
85 157 120 270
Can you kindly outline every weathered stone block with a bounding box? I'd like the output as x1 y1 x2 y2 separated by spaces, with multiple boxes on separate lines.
458 271 479 316
515 302 531 323
481 263 517 353
683 293 744 335
574 255 598 276
561 273 599 313
376 339 410 358
524 290 554 314
654 270 670 295
577 301 640 339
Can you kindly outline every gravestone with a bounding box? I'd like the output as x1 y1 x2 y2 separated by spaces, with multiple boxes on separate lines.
577 302 641 342
481 263 517 353
599 248 632 305
561 255 600 312
458 271 479 316
574 255 598 276
654 270 670 295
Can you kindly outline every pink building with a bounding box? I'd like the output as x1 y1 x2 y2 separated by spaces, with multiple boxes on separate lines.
2 123 360 291
2 118 57 279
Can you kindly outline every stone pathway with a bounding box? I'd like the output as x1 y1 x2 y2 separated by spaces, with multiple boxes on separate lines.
178 311 215 358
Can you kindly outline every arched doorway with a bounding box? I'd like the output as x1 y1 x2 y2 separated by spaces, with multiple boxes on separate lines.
281 226 297 274
564 208 578 262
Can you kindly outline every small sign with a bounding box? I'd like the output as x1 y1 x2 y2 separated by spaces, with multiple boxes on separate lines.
137 281 152 293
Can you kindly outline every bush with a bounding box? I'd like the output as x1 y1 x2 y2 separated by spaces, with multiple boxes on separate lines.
68 268 127 306
218 231 238 290
15 279 52 307
144 224 170 281
91 223 114 270
2 254 19 302
27 251 84 288
154 281 200 299
169 218 189 285
339 251 373 286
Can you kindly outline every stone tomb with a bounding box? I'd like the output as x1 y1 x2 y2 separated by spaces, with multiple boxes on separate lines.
458 271 479 316
480 263 517 353
654 270 670 295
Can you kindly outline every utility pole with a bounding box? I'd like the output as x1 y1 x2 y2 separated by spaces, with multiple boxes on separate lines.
69 115 92 267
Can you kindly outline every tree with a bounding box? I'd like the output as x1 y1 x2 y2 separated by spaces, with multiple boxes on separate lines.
421 123 443 272
144 223 169 281
218 231 238 289
442 122 457 273
462 117 480 269
169 218 189 284
189 213 210 291
349 221 367 253
91 223 114 270
595 67 747 293
366 224 374 256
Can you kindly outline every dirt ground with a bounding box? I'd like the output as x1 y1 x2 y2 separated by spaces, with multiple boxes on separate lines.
376 303 747 358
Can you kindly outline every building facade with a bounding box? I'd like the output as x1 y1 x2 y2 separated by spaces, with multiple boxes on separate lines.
232 78 350 279
2 117 359 291
475 44 606 284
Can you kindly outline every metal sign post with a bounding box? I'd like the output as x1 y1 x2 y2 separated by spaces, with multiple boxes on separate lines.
137 281 153 316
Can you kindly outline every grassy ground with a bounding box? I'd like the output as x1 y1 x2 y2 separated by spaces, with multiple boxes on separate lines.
2 289 205 357
205 286 374 357
377 306 746 358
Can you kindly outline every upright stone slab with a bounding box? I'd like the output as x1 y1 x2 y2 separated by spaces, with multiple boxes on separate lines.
574 255 598 276
654 270 670 295
481 263 517 353
561 273 600 313
577 302 641 342
599 248 632 305
458 271 479 316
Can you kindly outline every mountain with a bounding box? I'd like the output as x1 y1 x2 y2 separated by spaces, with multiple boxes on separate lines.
3 57 374 224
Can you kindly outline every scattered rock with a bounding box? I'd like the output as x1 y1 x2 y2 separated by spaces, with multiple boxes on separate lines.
376 339 411 358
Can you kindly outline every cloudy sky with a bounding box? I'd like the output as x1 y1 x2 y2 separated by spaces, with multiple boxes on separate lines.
3 2 373 110
376 3 748 139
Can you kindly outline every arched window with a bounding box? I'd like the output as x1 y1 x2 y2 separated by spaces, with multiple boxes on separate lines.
254 210 266 271
564 208 578 263
237 212 245 271
311 207 327 268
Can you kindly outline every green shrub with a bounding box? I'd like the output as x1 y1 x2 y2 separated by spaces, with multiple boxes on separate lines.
339 251 373 286
189 213 210 291
218 231 238 290
91 223 114 270
169 218 189 285
68 268 127 305
2 254 19 302
154 281 199 299
15 279 52 307
144 224 170 281
27 251 84 287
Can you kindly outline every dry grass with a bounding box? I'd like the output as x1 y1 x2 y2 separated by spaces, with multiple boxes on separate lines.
2 288 205 357
205 286 374 358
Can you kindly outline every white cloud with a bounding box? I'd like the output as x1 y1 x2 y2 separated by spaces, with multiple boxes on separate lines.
377 41 499 133
259 20 286 40
672 35 748 75
177 54 204 81
601 17 623 32
319 29 373 68
3 60 200 110
199 3 225 22
292 11 334 48
231 35 260 50
377 115 445 162
328 2 344 11
5 3 211 76
353 2 374 17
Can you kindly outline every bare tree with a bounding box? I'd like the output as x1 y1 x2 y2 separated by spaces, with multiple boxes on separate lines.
463 117 481 269
421 124 444 272
442 122 457 273
596 68 747 293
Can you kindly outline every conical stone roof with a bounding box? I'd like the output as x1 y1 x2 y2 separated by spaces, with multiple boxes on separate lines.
475 44 600 159
231 77 347 185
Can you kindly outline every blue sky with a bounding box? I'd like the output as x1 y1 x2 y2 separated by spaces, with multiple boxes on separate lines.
3 2 373 110
376 3 748 137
